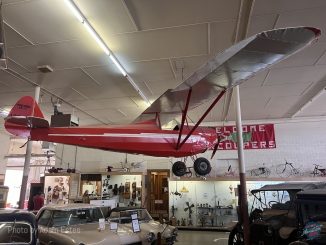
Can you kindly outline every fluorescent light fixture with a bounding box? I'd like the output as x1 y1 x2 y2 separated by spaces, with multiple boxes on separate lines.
83 22 110 55
64 0 83 23
109 55 127 76
64 0 150 103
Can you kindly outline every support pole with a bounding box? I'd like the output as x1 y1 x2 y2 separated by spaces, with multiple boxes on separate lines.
19 86 40 209
235 85 250 244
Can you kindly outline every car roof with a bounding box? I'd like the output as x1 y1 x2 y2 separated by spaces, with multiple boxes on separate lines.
41 203 102 211
297 188 326 200
0 209 37 227
251 182 326 194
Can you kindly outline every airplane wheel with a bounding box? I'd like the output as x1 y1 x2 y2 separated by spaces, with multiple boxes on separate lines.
172 161 187 177
194 157 211 176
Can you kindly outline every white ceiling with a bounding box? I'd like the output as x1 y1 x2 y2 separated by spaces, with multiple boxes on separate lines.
0 0 326 127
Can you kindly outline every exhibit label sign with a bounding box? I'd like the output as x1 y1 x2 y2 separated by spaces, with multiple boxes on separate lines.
216 124 276 150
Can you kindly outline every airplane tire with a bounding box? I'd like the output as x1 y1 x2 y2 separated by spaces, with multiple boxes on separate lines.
194 157 211 176
172 161 187 177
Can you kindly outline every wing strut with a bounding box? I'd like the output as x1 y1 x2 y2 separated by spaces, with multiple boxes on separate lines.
178 90 226 150
176 88 192 150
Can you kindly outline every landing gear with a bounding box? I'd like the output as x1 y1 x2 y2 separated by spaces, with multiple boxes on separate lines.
194 157 212 176
172 161 187 177
172 157 212 177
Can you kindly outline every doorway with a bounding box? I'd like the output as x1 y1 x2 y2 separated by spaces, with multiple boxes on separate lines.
147 169 170 221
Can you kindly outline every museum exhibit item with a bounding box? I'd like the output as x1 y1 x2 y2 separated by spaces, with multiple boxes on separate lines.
108 207 178 245
4 27 320 178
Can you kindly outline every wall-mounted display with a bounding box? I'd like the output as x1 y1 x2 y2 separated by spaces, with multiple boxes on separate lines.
44 175 70 205
101 174 142 207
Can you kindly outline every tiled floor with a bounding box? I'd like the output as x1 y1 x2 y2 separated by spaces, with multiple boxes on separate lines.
177 230 229 245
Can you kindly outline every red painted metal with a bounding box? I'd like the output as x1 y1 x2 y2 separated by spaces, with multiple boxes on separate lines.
176 88 192 150
178 90 226 149
5 97 217 158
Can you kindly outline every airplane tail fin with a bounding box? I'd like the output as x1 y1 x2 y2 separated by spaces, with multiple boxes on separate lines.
4 96 49 138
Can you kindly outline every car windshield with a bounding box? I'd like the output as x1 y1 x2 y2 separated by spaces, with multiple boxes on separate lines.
109 209 152 224
251 190 292 210
52 208 104 227
0 222 32 244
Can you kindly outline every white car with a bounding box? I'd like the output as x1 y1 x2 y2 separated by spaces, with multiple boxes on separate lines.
36 204 121 245
108 207 178 245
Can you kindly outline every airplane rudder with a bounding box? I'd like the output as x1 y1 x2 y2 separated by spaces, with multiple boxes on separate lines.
9 96 44 118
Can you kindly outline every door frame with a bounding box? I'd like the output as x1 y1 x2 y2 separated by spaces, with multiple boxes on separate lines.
146 169 170 221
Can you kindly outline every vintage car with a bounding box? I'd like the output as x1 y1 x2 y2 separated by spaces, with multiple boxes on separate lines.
0 209 39 245
108 207 178 245
289 188 326 245
36 204 122 245
228 182 326 245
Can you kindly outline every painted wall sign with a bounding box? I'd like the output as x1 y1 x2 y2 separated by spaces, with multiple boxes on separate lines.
216 124 276 150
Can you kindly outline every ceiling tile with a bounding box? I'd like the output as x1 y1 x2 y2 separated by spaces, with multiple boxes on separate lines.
77 0 137 35
171 55 210 81
26 68 100 89
273 41 326 68
316 48 326 65
247 14 278 36
79 67 138 98
252 0 326 16
265 96 300 118
240 82 313 100
4 23 32 47
126 59 175 85
0 91 34 107
3 0 86 44
7 39 108 71
236 96 271 119
209 20 236 54
240 70 268 88
296 92 326 117
275 7 326 42
124 0 240 30
265 65 326 86
110 24 208 61
77 97 138 111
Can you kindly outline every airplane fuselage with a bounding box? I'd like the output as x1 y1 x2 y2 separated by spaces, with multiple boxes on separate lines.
30 124 217 158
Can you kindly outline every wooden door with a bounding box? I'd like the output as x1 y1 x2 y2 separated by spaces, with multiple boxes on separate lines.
147 170 169 221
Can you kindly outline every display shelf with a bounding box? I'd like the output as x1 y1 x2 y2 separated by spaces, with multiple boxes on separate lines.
81 171 144 176
176 225 233 231
169 176 326 181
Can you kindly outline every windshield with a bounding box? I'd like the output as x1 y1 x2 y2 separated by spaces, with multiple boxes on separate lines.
251 190 292 210
109 209 152 224
0 222 32 244
52 208 104 227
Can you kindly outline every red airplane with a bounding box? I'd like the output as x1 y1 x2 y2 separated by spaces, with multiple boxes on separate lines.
4 27 320 177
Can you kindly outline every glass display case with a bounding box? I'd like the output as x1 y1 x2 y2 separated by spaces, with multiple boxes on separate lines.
101 174 142 207
169 180 283 229
44 173 79 205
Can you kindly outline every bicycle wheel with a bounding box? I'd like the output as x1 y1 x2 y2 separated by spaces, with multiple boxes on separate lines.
262 167 271 177
291 167 302 177
275 164 291 178
250 169 258 177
